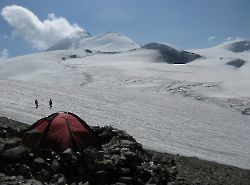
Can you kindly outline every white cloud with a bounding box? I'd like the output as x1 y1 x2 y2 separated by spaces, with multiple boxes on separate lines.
225 37 243 42
0 49 9 59
1 5 87 50
3 34 8 39
2 33 15 40
207 36 216 41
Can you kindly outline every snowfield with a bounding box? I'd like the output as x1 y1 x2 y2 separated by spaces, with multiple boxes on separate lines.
0 38 250 169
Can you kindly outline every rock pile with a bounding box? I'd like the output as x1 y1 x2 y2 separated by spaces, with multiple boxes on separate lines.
0 118 190 185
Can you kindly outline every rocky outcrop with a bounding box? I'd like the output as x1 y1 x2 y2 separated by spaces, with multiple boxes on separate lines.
0 117 249 185
142 43 201 64
0 118 185 185
226 59 246 68
225 41 250 53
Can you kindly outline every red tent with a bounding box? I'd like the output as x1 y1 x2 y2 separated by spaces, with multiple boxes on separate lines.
23 112 97 153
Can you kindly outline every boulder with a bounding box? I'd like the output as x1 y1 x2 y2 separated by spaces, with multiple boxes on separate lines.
19 164 32 178
2 145 30 160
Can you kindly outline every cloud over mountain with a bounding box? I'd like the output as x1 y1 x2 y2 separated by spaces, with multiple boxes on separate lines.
1 5 88 50
0 49 9 59
207 36 216 42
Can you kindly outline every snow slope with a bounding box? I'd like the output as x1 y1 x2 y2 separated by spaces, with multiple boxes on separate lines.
190 40 250 99
0 40 250 169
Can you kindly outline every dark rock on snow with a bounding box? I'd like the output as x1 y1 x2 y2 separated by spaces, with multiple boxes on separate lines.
242 108 250 115
142 43 201 64
226 59 246 68
226 40 250 53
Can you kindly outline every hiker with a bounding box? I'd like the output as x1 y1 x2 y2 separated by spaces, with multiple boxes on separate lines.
35 99 38 108
49 99 53 108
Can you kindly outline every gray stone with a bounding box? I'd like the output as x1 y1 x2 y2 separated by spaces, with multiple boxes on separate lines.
111 147 121 154
141 162 151 170
25 179 43 185
95 170 109 184
52 159 60 170
51 173 62 183
120 140 135 146
169 166 178 176
58 176 67 185
104 154 111 159
37 168 51 181
136 167 152 183
119 176 133 183
122 150 135 157
109 142 120 149
120 153 127 161
2 145 30 160
114 182 127 185
17 175 24 180
33 157 46 170
44 163 57 173
136 178 145 185
55 155 61 161
81 181 90 185
120 168 131 175
84 147 103 162
170 159 176 167
60 148 73 161
120 147 129 153
19 165 32 178
76 166 87 175
146 177 159 185
110 154 121 165
9 168 17 175
28 152 34 158
34 157 45 164
4 137 21 149
94 160 107 170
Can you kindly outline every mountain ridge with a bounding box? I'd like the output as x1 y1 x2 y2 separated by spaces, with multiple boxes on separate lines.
46 31 140 52
142 42 201 64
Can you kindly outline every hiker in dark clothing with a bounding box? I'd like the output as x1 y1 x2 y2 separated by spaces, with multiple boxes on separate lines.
49 99 53 108
35 99 38 108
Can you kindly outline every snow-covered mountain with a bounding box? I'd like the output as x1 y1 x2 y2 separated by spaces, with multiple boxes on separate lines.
222 40 250 53
0 39 250 169
192 40 250 57
47 32 140 52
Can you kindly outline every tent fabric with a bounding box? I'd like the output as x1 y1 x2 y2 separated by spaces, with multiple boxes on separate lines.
23 112 97 153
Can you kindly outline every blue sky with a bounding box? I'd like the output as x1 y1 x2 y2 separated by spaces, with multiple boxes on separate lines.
0 0 250 57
